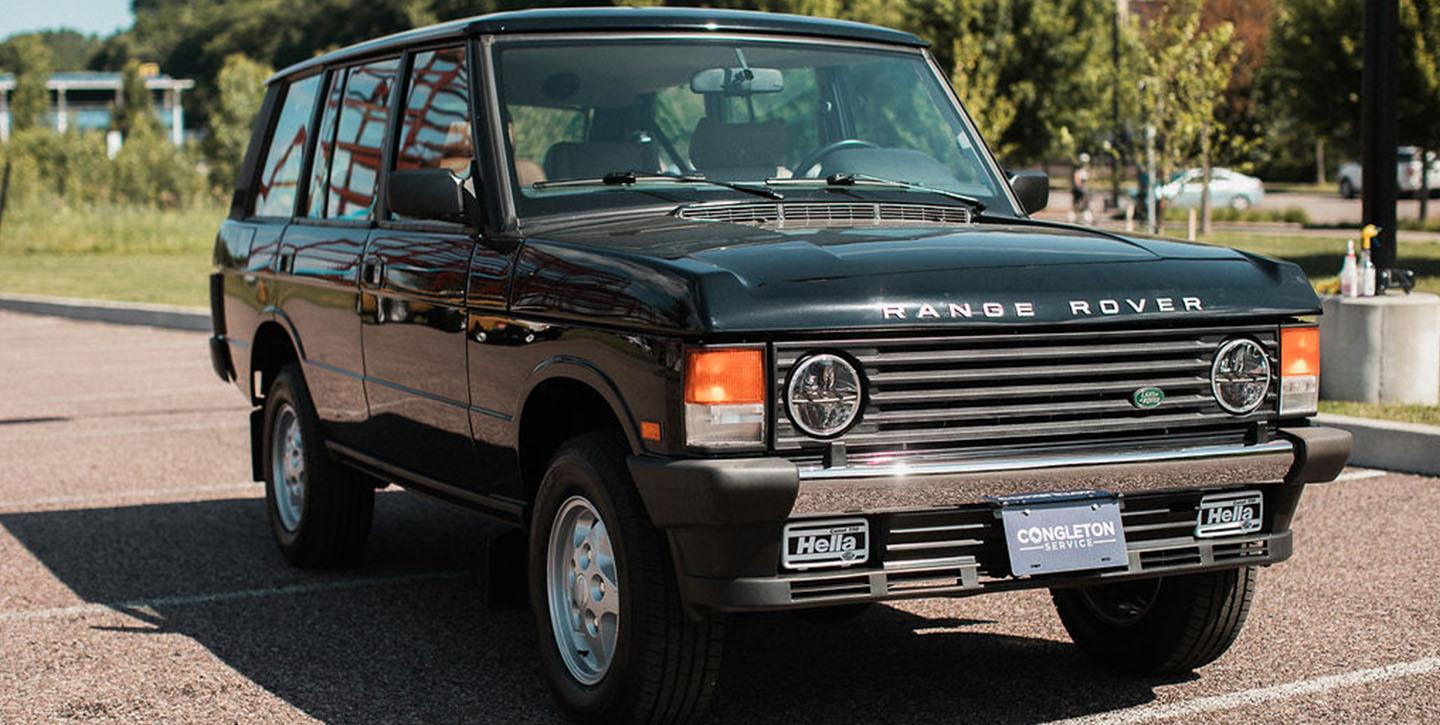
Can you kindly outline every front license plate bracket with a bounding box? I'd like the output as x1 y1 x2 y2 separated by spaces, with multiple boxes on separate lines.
993 491 1129 577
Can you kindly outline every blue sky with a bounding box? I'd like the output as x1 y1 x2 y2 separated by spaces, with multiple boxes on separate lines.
1 0 133 40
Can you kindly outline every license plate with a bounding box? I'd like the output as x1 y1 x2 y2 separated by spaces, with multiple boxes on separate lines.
1195 490 1263 538
996 492 1128 576
782 518 869 570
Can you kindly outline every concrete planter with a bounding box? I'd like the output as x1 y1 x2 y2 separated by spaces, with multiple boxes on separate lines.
1319 293 1440 405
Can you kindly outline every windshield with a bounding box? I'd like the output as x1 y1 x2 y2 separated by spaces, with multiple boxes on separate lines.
494 38 1014 219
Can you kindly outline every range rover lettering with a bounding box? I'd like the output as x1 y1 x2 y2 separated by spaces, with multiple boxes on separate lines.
208 8 1353 723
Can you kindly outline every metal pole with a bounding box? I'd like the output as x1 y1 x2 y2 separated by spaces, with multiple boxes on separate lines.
1362 0 1399 271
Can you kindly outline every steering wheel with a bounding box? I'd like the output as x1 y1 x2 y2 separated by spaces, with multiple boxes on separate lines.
794 139 877 178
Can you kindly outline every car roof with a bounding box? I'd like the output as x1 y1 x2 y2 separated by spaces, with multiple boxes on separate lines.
269 7 926 83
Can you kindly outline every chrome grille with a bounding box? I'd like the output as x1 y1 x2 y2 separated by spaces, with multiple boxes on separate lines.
677 202 971 227
773 324 1279 458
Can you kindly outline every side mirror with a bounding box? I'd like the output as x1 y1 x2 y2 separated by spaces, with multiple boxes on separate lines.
388 168 480 225
1008 170 1050 215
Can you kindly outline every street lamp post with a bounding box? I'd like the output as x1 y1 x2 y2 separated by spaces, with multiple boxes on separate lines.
1361 0 1399 274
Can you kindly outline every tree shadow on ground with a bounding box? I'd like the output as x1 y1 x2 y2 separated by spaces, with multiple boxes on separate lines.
3 493 1179 723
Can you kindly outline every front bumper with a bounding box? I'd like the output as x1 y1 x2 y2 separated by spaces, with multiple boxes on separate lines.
628 425 1350 613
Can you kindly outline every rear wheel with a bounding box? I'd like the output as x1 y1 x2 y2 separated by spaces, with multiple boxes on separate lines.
530 432 724 723
261 364 374 567
1050 567 1256 675
1229 194 1252 211
1340 177 1357 199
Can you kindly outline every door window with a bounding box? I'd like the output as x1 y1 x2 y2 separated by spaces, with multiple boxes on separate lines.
252 74 321 218
392 47 475 220
305 71 344 219
326 58 400 220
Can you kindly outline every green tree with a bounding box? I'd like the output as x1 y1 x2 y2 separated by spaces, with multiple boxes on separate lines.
204 53 272 190
5 35 53 133
113 60 161 139
1137 0 1241 232
1397 0 1439 220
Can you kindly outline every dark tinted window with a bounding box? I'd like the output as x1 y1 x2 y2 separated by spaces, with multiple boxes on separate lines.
327 58 399 220
253 74 321 218
305 71 344 219
392 47 473 219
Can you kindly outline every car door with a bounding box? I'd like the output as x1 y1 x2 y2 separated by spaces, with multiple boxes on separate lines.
358 45 484 488
272 68 372 442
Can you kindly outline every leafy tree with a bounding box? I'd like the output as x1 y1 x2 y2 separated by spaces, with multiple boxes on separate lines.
113 60 161 139
1397 0 1439 219
1137 0 1240 232
0 30 103 72
204 54 272 190
5 35 53 133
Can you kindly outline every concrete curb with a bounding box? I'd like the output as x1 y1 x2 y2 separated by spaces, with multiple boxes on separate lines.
1316 413 1440 477
0 293 210 332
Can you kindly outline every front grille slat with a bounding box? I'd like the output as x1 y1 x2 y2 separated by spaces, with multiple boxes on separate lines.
775 324 1279 458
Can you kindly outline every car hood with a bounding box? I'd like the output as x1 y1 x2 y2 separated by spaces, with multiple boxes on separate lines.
510 214 1321 334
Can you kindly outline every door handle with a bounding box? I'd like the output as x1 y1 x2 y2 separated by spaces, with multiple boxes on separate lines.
361 258 384 287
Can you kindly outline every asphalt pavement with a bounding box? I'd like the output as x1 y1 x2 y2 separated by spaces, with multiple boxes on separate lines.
2 309 1438 723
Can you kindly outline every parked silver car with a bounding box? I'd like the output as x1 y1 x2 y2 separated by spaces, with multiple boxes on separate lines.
1154 167 1265 210
1337 147 1440 198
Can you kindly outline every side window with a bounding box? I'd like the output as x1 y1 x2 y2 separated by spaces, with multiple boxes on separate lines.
327 58 400 220
394 47 473 181
305 70 345 219
252 74 321 218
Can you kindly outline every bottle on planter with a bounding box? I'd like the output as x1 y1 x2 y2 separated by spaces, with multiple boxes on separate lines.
1340 239 1359 298
1360 236 1377 296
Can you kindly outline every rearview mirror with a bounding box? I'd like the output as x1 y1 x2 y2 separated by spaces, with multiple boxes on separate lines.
690 67 784 94
388 168 480 225
1008 170 1050 215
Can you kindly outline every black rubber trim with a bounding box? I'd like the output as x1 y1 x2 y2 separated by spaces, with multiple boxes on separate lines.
1278 425 1353 484
678 531 1293 614
627 455 799 529
209 336 235 382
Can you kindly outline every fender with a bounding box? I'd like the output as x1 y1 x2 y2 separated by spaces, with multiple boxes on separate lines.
516 355 644 455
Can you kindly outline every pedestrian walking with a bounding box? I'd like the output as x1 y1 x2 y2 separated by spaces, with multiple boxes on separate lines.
1069 152 1095 226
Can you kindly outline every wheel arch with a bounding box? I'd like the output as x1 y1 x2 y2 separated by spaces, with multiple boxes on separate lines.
248 312 303 405
514 357 643 505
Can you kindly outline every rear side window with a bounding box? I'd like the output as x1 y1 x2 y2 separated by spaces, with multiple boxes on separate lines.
327 58 400 220
252 74 321 218
392 47 474 219
305 71 344 219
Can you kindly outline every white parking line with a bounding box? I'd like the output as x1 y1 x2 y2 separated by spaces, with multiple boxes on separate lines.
0 419 249 442
1046 656 1440 725
0 482 258 512
0 570 469 623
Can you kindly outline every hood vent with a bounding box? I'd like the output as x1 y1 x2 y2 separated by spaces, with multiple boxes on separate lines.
677 202 972 228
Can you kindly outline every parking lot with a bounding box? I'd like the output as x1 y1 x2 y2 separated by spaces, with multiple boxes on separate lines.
2 309 1438 723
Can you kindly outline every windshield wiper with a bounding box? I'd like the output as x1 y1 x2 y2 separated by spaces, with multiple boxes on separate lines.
767 172 985 211
532 171 783 200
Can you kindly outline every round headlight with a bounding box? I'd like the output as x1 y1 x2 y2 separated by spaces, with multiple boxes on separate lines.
1211 338 1271 414
786 353 863 437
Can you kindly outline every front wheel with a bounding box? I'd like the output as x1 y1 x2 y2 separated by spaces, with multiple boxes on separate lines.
1339 178 1357 199
1229 194 1252 211
1050 567 1256 675
529 432 724 723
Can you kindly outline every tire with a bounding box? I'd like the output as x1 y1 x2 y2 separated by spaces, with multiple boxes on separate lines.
529 432 724 724
1229 194 1251 212
1050 567 1256 676
1340 178 1356 199
261 363 374 568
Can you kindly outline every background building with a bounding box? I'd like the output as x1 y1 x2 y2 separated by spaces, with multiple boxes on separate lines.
0 69 193 144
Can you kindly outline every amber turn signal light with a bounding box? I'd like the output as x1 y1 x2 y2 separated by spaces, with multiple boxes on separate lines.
684 348 766 404
1280 326 1320 378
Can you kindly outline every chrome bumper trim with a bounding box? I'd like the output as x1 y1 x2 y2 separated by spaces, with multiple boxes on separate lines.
791 440 1296 515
